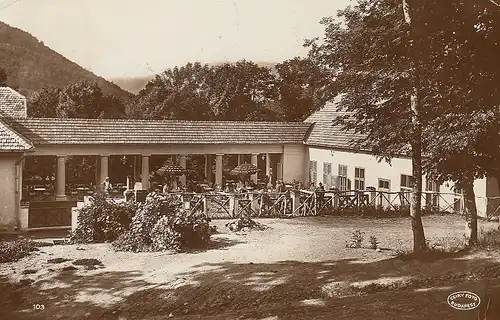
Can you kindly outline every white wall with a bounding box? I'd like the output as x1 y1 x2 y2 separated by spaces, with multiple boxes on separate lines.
282 144 308 183
0 154 21 231
308 147 412 191
307 146 488 216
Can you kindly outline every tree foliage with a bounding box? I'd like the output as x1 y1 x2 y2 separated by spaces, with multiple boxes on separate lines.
0 68 7 87
127 60 332 121
308 0 500 249
25 80 127 183
127 62 212 120
275 57 335 121
28 79 126 119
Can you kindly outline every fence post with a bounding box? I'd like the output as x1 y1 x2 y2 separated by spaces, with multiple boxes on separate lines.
259 193 263 216
283 193 288 216
313 192 317 216
247 193 257 215
291 190 299 215
183 195 190 211
229 195 235 218
203 196 208 217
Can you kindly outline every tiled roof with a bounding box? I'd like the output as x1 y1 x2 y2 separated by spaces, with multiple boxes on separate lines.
0 118 33 151
0 87 27 118
7 118 312 145
304 99 366 150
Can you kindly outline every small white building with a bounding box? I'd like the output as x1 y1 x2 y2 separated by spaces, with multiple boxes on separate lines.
303 101 498 217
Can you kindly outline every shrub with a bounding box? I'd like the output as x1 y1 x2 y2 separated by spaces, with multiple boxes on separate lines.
369 236 379 249
478 228 500 249
112 192 212 252
0 237 39 263
70 194 138 244
345 230 364 248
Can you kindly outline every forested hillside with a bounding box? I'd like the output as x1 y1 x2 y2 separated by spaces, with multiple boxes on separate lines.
0 21 131 99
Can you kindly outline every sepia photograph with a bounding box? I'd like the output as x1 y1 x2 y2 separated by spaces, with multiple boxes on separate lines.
0 0 500 319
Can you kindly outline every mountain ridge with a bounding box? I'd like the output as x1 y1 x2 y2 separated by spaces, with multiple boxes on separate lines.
110 61 278 94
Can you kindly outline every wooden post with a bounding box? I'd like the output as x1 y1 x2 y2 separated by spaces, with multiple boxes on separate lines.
203 196 208 217
291 190 299 215
229 194 235 218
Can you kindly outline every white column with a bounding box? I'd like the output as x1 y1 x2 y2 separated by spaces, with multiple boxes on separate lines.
215 154 223 187
141 155 150 190
95 155 101 188
134 155 141 183
251 153 258 183
277 153 284 181
179 155 187 187
265 153 271 177
55 155 67 200
237 154 242 165
205 154 212 183
100 155 109 185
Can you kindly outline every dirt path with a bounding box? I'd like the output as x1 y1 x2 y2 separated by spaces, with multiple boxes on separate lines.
1 215 499 319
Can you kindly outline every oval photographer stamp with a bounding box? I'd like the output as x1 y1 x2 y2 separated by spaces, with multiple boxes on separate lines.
447 291 481 311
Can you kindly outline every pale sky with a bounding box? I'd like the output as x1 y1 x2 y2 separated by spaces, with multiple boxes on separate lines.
0 0 351 78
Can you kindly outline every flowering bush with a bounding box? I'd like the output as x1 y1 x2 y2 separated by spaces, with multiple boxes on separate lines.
70 194 138 244
112 192 212 252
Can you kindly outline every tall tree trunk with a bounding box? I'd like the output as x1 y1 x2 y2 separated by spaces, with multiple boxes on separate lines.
463 177 478 246
403 0 426 252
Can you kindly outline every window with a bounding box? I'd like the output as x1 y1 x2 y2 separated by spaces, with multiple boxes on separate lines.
354 167 365 190
425 179 440 208
338 164 348 191
378 179 390 190
323 162 332 187
453 184 462 212
378 179 391 207
309 161 318 184
400 174 413 190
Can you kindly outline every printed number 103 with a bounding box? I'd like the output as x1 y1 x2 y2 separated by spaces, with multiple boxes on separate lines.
33 304 45 310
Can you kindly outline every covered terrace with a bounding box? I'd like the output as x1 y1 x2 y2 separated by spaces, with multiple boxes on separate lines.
0 116 311 231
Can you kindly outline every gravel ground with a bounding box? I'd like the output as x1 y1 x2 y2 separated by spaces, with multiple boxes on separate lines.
1 215 500 320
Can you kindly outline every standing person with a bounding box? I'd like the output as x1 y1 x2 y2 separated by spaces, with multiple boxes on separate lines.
309 182 316 192
276 180 284 193
298 181 304 191
102 177 112 195
316 182 325 212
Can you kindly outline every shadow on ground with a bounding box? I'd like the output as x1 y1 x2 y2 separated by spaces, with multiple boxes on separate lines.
2 248 500 320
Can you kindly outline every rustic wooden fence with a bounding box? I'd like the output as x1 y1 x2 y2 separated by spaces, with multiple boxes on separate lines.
162 189 469 218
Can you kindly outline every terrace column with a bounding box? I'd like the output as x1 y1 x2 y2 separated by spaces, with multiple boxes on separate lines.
265 153 271 178
95 156 101 189
100 155 109 185
215 154 223 188
205 154 212 183
237 154 242 165
55 155 67 201
251 153 258 183
179 155 187 187
141 155 150 190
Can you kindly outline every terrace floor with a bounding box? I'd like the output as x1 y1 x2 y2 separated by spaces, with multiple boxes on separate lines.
1 215 500 319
